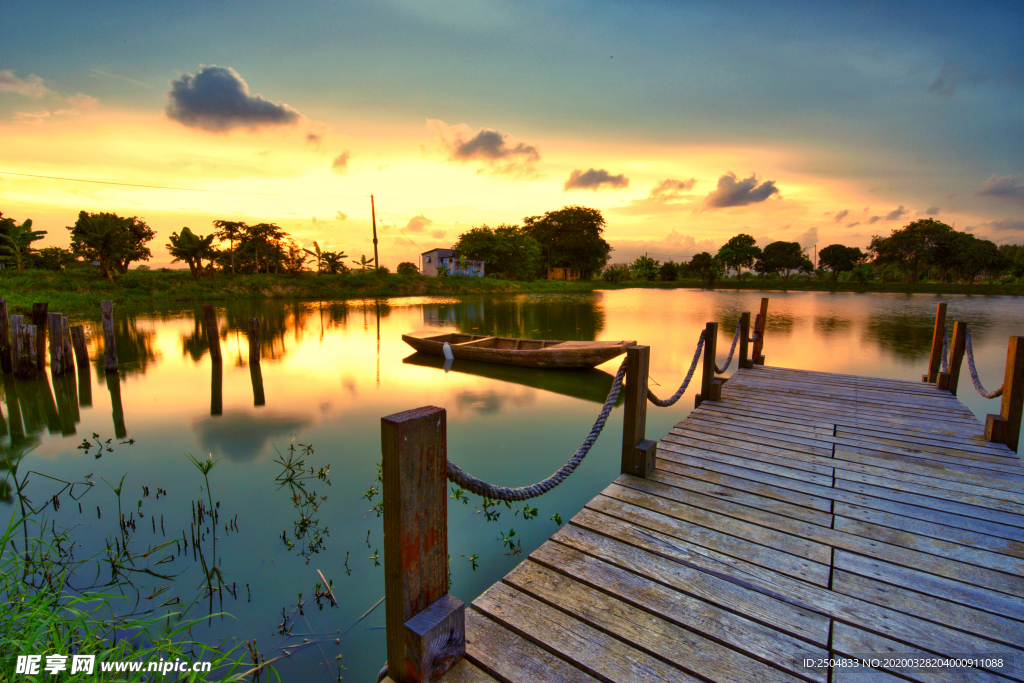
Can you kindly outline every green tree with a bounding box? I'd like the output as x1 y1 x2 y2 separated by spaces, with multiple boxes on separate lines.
454 224 543 281
212 220 247 274
689 252 724 284
34 246 76 271
951 234 1010 283
755 241 809 280
868 218 955 283
659 261 680 281
166 227 217 278
397 261 419 275
522 206 612 279
818 244 866 281
354 254 375 271
303 241 327 273
630 255 660 281
67 212 133 281
111 216 155 273
0 217 47 271
320 251 349 274
716 234 762 278
242 222 286 274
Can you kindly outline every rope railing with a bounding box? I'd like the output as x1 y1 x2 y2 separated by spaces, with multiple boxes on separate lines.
965 327 1004 399
648 331 706 407
715 317 743 374
445 355 629 501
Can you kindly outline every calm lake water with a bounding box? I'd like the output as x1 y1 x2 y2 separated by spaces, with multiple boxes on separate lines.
2 289 1020 681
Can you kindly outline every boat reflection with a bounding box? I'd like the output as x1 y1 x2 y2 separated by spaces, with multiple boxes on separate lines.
402 352 624 406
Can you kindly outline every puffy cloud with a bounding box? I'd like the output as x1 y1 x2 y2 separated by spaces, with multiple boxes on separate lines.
978 174 1024 205
981 218 1024 232
165 65 301 132
795 227 818 251
846 222 861 228
833 209 849 223
610 229 718 264
335 211 348 222
926 206 941 216
885 205 908 221
332 151 350 173
406 215 434 233
429 228 446 240
13 110 50 125
429 120 540 176
868 216 881 224
0 70 49 97
703 172 779 208
649 178 696 201
564 168 629 191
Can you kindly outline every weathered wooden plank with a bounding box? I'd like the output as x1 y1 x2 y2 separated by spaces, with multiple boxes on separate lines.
458 609 597 683
435 660 499 683
473 582 702 683
835 468 1024 517
505 558 818 683
548 525 830 645
662 433 835 481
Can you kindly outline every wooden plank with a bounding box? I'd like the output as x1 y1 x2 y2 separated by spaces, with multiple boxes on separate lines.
504 558 818 683
459 608 597 683
437 659 500 683
835 468 1024 517
548 525 830 645
662 432 835 481
473 582 702 683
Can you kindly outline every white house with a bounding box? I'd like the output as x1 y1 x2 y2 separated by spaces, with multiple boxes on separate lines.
420 249 485 277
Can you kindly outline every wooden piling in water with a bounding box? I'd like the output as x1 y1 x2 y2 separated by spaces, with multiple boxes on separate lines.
621 345 655 478
0 298 12 374
738 311 751 369
101 301 118 373
32 303 48 371
14 324 39 380
70 324 89 371
984 336 1024 453
248 317 261 364
925 302 947 383
47 313 66 376
696 321 718 408
752 297 768 365
62 317 73 372
381 406 465 683
203 305 222 363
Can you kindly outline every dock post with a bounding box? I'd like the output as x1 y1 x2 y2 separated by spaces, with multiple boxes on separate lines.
381 406 465 682
70 325 89 371
248 318 261 364
939 321 967 394
47 313 66 376
0 298 12 374
203 305 222 363
985 336 1024 453
621 345 656 478
696 321 719 408
924 302 947 383
101 301 118 373
32 303 48 371
738 312 751 369
752 297 768 365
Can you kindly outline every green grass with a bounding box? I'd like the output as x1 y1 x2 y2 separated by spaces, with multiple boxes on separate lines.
0 268 1020 318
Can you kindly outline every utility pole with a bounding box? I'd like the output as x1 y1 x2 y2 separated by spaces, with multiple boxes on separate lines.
814 243 817 269
370 194 379 271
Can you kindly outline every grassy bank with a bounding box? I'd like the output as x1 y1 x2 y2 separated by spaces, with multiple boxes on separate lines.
1 269 1020 317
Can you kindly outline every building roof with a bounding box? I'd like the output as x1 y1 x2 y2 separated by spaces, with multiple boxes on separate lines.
421 248 457 257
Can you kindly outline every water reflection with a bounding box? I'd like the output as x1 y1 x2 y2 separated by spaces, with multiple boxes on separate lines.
86 312 159 378
193 412 311 462
814 316 852 336
211 363 223 417
421 293 605 341
105 372 126 438
250 364 266 406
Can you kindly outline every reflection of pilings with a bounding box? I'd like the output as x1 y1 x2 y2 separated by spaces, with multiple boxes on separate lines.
101 301 118 372
0 394 6 438
77 365 92 407
106 371 127 439
4 373 25 442
39 374 61 435
16 373 43 436
248 318 261 364
32 303 48 370
70 324 89 370
211 363 223 416
204 305 222 363
53 372 78 436
62 317 74 373
250 363 265 406
0 298 13 374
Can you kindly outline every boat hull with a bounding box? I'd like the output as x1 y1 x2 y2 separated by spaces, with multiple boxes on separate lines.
401 332 635 369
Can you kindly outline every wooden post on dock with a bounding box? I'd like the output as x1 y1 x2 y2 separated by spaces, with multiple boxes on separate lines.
381 406 465 683
751 297 768 365
939 321 967 394
984 336 1024 453
101 301 118 373
924 302 947 383
248 318 261 364
47 313 67 376
32 303 48 371
621 345 656 478
70 325 89 371
203 305 222 363
696 321 719 408
0 298 12 374
738 312 751 369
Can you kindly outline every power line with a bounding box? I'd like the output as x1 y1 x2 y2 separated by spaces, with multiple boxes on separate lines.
0 170 359 198
380 208 426 254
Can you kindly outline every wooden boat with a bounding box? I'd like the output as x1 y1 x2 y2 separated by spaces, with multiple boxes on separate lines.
401 331 635 369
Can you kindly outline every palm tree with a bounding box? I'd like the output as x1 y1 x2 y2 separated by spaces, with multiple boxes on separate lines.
212 220 247 274
0 218 47 271
353 254 375 271
320 251 348 274
167 227 217 278
303 241 326 273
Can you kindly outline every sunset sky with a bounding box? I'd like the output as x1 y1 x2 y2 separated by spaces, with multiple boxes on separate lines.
2 0 1022 269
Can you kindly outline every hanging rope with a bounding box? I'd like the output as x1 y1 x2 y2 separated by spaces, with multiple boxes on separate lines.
715 317 743 374
648 331 706 407
446 356 629 501
749 314 760 343
964 327 1004 399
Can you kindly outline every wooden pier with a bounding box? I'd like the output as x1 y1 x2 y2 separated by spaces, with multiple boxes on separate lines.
381 303 1024 683
428 365 1023 682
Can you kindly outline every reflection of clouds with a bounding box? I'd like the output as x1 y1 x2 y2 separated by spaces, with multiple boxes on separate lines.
453 389 535 416
193 411 311 462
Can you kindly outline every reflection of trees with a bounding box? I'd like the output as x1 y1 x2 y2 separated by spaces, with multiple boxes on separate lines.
85 312 159 379
860 313 971 361
421 294 604 341
814 316 852 336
